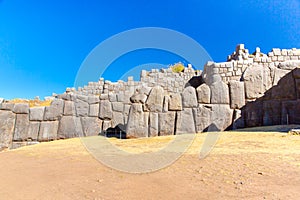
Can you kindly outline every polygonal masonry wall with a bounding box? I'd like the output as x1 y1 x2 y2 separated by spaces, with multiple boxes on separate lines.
1 44 300 150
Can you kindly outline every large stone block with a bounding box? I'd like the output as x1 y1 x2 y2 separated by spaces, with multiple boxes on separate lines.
89 104 99 117
0 103 14 111
38 121 59 141
271 72 296 100
13 114 30 141
163 96 170 112
176 108 196 134
29 107 45 121
44 99 64 120
81 117 102 137
229 81 245 109
158 111 175 136
182 86 198 108
0 110 16 149
193 105 212 133
112 102 123 112
168 93 182 111
243 64 272 99
242 101 263 127
58 116 83 139
210 81 230 104
281 100 300 124
13 103 29 114
126 104 149 137
210 104 233 131
99 100 113 120
63 101 75 116
75 99 89 117
130 93 148 104
196 84 211 104
149 112 158 137
102 120 112 131
263 100 281 126
28 121 40 141
145 86 164 112
88 95 100 104
112 111 124 127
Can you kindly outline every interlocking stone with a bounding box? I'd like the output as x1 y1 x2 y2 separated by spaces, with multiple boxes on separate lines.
0 110 16 149
176 108 196 134
145 86 164 112
29 107 45 121
13 103 29 114
58 116 83 139
182 86 198 108
81 117 102 137
13 114 30 141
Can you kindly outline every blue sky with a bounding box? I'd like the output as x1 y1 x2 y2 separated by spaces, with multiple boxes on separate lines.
0 0 299 99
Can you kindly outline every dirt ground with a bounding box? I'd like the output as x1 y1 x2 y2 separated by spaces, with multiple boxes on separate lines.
0 127 299 200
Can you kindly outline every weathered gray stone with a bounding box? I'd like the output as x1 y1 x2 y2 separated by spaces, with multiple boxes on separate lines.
149 112 158 137
63 101 75 116
182 86 198 108
38 121 59 141
13 103 29 114
196 84 211 104
193 105 212 133
58 116 83 139
0 110 16 149
112 102 123 112
263 100 281 126
29 107 45 121
28 121 40 141
77 94 88 102
130 93 148 104
210 104 233 131
102 120 112 131
0 103 14 111
100 94 109 100
13 114 29 141
242 101 263 127
163 96 170 112
44 99 64 120
81 117 102 137
145 86 164 112
158 111 176 136
88 95 100 104
168 93 182 111
229 81 245 109
109 93 117 102
137 85 152 96
126 104 148 137
210 81 230 104
99 100 113 120
75 99 89 117
112 111 124 127
273 68 290 86
278 60 300 70
89 104 99 117
243 64 272 99
176 108 196 134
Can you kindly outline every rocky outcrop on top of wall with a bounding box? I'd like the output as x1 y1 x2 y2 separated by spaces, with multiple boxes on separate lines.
1 44 300 150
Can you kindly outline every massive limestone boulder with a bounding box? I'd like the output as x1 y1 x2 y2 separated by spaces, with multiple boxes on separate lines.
63 101 75 116
130 93 148 104
75 99 89 117
44 99 64 120
112 102 124 112
243 64 272 99
87 95 100 104
13 103 29 114
168 93 182 111
0 103 14 111
58 116 83 139
229 81 245 109
89 104 99 117
29 107 45 121
28 122 40 141
13 114 30 141
210 81 230 104
272 68 290 86
158 112 176 136
181 86 198 108
270 72 296 100
126 103 149 137
81 117 102 137
175 108 196 134
145 86 164 112
0 110 16 149
193 105 212 133
112 111 124 127
99 100 113 120
210 105 233 131
202 61 222 85
38 121 59 141
149 112 158 137
196 84 211 104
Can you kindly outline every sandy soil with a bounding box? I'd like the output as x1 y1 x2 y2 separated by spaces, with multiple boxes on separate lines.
0 129 299 200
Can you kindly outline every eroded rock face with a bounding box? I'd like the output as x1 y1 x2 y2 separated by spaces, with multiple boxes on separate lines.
149 112 158 137
28 122 40 141
159 112 176 136
13 103 29 114
44 99 64 120
145 86 164 112
81 117 102 137
99 100 113 120
30 107 45 121
182 86 198 108
75 99 89 117
169 93 182 111
210 81 230 104
0 110 16 149
38 121 59 141
13 114 30 141
193 105 212 133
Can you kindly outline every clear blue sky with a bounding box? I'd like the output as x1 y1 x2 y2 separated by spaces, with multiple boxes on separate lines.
0 0 299 99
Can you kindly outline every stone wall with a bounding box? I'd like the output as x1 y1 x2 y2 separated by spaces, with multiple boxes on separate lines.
1 44 300 150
